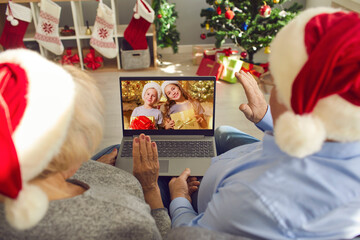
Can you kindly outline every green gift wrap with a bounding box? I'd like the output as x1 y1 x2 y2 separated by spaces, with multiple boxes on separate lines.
218 55 243 83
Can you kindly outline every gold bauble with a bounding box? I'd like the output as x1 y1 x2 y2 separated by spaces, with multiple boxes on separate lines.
264 46 271 54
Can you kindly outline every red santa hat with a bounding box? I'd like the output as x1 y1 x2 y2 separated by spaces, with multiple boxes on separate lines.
269 7 360 158
142 82 162 102
0 49 75 229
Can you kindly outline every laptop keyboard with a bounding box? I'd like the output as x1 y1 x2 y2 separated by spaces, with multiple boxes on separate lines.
121 140 215 158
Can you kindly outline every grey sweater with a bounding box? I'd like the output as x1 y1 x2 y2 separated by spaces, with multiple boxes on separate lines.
0 160 171 240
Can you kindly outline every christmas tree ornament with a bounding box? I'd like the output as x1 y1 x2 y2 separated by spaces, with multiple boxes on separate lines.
241 22 248 31
157 14 162 19
85 20 92 35
225 10 234 20
206 22 210 30
90 0 118 58
232 7 241 13
34 0 64 55
210 27 214 33
279 10 288 17
273 0 280 3
0 1 32 49
200 33 207 40
240 51 247 58
259 2 271 18
217 6 222 15
264 46 271 53
124 0 154 50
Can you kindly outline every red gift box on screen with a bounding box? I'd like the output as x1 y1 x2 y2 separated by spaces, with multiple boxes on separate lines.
196 58 224 80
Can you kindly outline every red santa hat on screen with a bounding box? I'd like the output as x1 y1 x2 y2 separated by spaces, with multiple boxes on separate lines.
269 7 360 158
142 82 162 102
0 49 75 229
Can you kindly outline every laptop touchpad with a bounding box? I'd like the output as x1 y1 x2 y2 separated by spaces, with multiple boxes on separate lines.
159 160 169 173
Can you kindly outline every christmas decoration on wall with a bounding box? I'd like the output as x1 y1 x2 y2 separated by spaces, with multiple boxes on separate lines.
200 0 302 63
152 0 180 53
124 0 154 51
34 0 64 55
259 2 272 18
90 0 118 58
0 1 32 49
188 81 215 102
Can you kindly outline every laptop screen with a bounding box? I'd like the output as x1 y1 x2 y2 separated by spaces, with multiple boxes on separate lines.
120 76 216 136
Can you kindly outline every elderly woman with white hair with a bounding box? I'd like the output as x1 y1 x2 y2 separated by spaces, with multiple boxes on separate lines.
0 49 170 239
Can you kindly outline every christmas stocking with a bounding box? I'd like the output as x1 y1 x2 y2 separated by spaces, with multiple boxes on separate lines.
124 0 154 50
0 1 32 49
90 0 118 59
34 0 64 55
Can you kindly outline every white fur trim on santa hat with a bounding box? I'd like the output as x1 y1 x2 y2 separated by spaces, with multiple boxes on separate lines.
133 0 154 23
269 7 341 108
0 49 76 182
5 183 48 230
161 80 180 97
142 82 161 102
274 111 326 158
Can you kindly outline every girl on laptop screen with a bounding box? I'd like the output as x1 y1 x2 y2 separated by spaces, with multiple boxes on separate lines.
161 81 207 130
130 82 164 129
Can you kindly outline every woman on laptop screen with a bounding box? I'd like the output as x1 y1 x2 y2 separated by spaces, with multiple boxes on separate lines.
161 81 207 130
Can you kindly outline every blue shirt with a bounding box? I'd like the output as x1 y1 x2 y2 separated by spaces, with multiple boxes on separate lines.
169 109 360 239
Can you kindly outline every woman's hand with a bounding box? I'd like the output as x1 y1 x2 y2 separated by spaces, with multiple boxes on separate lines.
96 148 117 165
165 119 175 129
169 168 196 203
133 134 164 209
236 71 268 123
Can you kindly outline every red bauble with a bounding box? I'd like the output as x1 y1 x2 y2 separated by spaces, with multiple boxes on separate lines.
259 4 271 18
225 10 234 20
240 51 247 58
217 6 222 15
200 33 206 40
157 14 162 19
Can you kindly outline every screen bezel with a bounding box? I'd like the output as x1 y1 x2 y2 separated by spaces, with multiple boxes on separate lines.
119 76 216 136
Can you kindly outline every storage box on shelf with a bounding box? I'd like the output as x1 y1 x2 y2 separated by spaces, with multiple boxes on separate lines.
0 0 157 71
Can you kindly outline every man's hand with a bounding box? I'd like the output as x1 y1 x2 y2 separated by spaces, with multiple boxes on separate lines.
96 148 117 165
236 71 268 123
169 168 194 203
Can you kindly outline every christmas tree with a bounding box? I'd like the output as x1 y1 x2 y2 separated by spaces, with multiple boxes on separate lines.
200 0 302 63
152 0 180 53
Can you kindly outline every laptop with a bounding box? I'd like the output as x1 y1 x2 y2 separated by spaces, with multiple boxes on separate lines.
115 76 217 176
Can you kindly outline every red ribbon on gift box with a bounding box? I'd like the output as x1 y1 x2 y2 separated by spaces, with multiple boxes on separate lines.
61 48 80 65
130 116 156 130
84 49 103 70
216 48 238 56
241 62 269 77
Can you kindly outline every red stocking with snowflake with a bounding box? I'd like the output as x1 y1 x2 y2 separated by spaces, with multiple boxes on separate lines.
124 0 154 50
34 0 64 55
0 1 32 49
90 0 118 59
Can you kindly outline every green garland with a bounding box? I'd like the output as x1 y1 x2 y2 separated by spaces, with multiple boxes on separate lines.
152 0 180 53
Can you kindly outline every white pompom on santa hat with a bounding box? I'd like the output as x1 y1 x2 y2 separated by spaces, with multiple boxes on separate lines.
0 49 75 229
269 7 360 158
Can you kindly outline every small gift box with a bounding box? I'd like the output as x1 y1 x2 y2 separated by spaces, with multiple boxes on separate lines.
241 62 269 81
60 48 80 67
171 109 200 130
82 48 103 70
130 116 156 130
215 48 239 62
218 55 243 84
196 57 224 80
203 48 218 61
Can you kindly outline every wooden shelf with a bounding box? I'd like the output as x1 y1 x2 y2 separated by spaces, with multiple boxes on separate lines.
0 0 157 70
